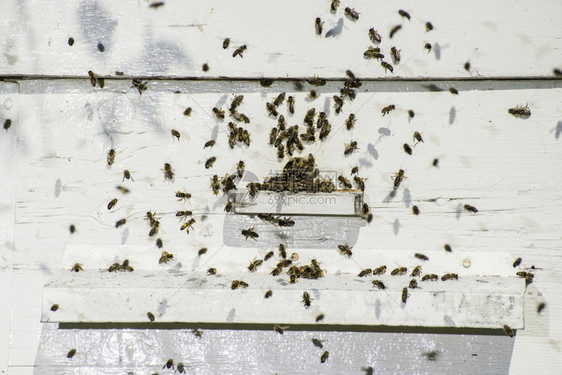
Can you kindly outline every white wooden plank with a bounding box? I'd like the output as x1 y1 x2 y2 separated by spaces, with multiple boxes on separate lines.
1 0 561 78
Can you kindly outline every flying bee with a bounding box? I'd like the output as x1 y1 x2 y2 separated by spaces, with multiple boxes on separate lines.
163 163 174 180
333 95 344 113
198 247 207 256
115 218 126 228
67 349 77 358
402 287 409 303
176 190 191 202
202 63 210 72
212 107 225 120
358 268 372 277
344 141 358 156
503 325 514 337
449 87 459 95
441 273 459 281
421 274 439 281
410 265 422 277
412 205 420 215
274 324 286 335
205 156 217 169
381 104 395 116
390 47 401 63
107 149 115 165
464 62 471 71
207 268 217 275
409 279 418 289
345 7 359 20
159 251 174 264
177 362 187 374
204 140 215 149
70 263 83 272
413 131 423 143
279 244 287 259
122 170 133 182
433 158 439 167
444 244 452 252
163 359 174 369
264 251 274 261
147 312 155 322
426 22 434 31
315 17 324 35
408 110 415 120
131 79 147 95
338 244 353 257
373 265 386 275
415 253 429 261
50 304 59 312
69 224 76 234
345 113 356 130
312 338 324 348
183 107 192 116
308 90 318 100
320 351 330 363
393 169 405 190
389 25 402 38
424 43 432 53
266 102 278 117
260 78 274 87
171 129 180 140
264 290 273 299
508 105 531 118
302 291 312 307
3 119 11 130
391 267 408 276
371 280 386 290
330 0 340 12
287 96 295 114
232 44 247 58
464 204 478 213
156 238 163 248
398 9 411 20
369 28 382 43
223 38 230 49
513 257 522 267
351 166 359 175
338 175 352 189
248 258 264 272
537 302 546 314
403 143 413 155
242 227 258 240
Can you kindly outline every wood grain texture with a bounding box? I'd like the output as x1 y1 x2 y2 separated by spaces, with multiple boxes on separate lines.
1 0 561 79
4 78 562 373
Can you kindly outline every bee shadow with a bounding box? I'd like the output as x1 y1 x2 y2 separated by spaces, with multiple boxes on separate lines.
325 18 344 38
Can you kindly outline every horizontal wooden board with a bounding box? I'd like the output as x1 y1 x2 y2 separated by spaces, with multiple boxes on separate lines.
1 0 561 79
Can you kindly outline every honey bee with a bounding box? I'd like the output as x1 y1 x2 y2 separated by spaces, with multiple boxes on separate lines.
333 95 344 113
421 274 438 281
503 325 514 337
363 46 382 59
149 222 159 237
177 362 187 373
205 156 217 169
88 70 98 87
449 87 459 95
156 238 163 248
176 210 193 221
171 129 180 140
107 149 115 165
337 176 352 189
202 63 210 72
248 258 264 272
231 280 249 290
287 96 295 114
278 259 293 268
412 131 424 144
330 0 340 12
464 62 471 71
131 79 148 95
242 227 258 240
50 304 59 312
202 140 215 149
277 144 285 159
163 359 174 369
67 349 77 358
184 107 192 116
403 143 413 155
410 265 422 277
147 312 155 322
344 141 358 156
508 105 531 118
516 271 534 285
432 158 439 167
358 268 372 277
234 112 251 124
389 25 402 39
70 263 83 272
444 244 452 252
302 291 312 307
279 244 287 259
274 324 286 334
312 338 324 348
223 38 230 49
212 107 225 120
390 47 401 63
402 287 409 303
147 211 160 228
537 302 546 314
463 204 478 213
381 105 395 116
345 7 359 20
369 28 382 43
271 93 286 108
108 262 121 272
3 119 12 130
115 218 126 228
424 43 432 53
362 203 370 215
121 259 134 272
278 217 295 227
370 279 385 290
340 87 356 101
391 267 407 276
345 113 356 130
316 313 325 322
408 110 415 120
198 248 207 256
122 170 133 182
398 9 411 20
159 251 174 264
270 267 282 276
320 351 330 363
266 102 278 117
308 90 318 100
409 279 418 289
232 45 247 58
176 190 191 202
206 267 217 276
69 224 76 234
426 22 434 31
163 163 174 180
441 273 459 281
513 257 522 267
338 244 353 257
412 205 420 215
393 169 405 190
373 265 387 276
315 17 324 35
